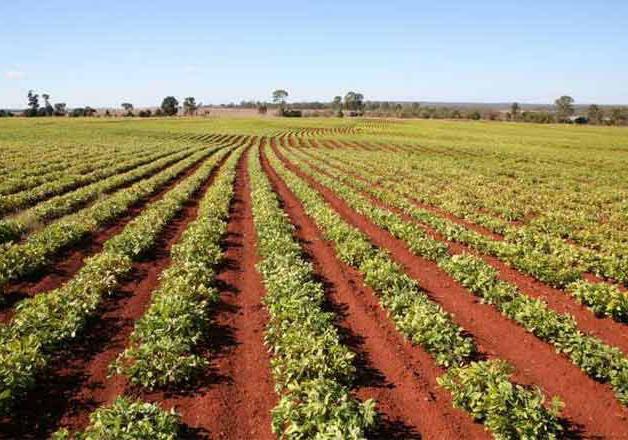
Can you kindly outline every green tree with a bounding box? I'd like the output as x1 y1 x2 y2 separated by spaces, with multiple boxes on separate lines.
609 107 627 126
510 102 521 121
121 102 134 116
587 104 604 125
344 91 365 113
161 96 179 116
332 96 343 110
554 95 575 122
182 97 199 115
41 94 54 116
272 89 289 111
53 103 67 116
26 90 39 117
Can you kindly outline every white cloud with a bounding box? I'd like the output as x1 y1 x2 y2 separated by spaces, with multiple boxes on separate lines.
4 71 26 80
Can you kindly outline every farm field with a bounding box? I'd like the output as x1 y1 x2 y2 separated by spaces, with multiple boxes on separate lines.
0 116 627 439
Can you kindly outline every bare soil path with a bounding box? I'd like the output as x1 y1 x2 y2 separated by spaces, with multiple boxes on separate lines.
148 148 276 440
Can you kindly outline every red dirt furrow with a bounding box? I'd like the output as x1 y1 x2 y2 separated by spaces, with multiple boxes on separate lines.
146 149 276 440
273 146 628 439
294 149 628 353
0 152 232 439
261 147 489 440
0 148 229 325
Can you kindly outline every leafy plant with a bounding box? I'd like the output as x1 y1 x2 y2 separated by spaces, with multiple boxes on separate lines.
52 397 180 440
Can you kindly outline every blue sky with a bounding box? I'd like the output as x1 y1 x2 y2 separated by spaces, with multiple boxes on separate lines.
1 0 627 108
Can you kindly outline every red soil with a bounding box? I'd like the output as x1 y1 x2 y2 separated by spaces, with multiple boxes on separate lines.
0 148 229 324
144 148 277 440
261 146 489 439
0 151 231 439
294 148 628 353
273 145 628 439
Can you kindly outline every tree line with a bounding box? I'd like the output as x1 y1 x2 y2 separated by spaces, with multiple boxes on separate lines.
240 91 628 125
2 90 627 126
0 92 203 118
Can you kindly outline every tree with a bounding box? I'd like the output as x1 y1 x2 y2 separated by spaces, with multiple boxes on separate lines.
53 103 67 116
161 96 179 116
332 96 343 110
272 89 289 111
344 91 365 114
26 90 39 117
182 97 199 116
609 107 627 126
510 102 521 121
121 102 134 116
554 95 575 122
257 103 268 115
587 104 604 125
41 93 54 116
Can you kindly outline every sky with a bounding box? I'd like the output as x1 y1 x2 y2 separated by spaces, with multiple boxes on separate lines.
1 0 627 108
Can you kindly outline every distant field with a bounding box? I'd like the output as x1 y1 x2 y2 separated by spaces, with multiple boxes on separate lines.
1 116 627 439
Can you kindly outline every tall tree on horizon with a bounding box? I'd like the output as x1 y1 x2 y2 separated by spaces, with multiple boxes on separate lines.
510 102 521 121
42 93 54 116
332 95 343 110
554 95 575 122
26 90 39 117
344 91 365 112
121 102 134 116
53 102 67 116
161 96 179 116
272 89 288 110
587 104 603 125
183 97 199 116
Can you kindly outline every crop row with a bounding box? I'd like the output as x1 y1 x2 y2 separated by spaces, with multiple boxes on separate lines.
264 146 563 438
0 142 204 217
280 146 628 405
112 147 242 388
249 144 376 439
297 146 628 320
0 145 205 245
0 146 149 196
383 140 627 247
0 147 231 415
311 143 627 285
0 144 133 185
52 396 180 440
0 134 205 196
0 142 239 292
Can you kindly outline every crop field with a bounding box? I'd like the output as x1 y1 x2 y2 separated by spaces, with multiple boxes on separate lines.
0 116 627 439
